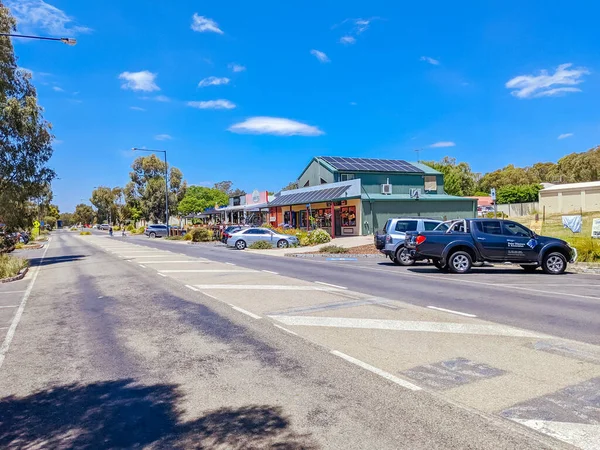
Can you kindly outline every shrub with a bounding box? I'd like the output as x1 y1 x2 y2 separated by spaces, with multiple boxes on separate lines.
165 235 184 241
296 230 310 246
136 226 146 234
79 231 92 236
113 226 121 231
189 228 213 242
568 237 600 263
308 228 331 245
15 242 24 250
485 211 507 219
184 232 193 241
126 224 135 232
249 240 273 249
0 254 28 279
319 245 348 254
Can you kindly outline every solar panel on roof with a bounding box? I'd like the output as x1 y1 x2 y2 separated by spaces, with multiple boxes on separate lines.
319 156 423 173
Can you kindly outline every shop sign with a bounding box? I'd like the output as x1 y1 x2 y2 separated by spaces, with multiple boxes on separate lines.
269 216 276 222
252 189 260 204
592 218 600 238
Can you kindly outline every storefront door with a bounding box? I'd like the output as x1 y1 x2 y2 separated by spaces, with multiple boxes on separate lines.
334 209 342 236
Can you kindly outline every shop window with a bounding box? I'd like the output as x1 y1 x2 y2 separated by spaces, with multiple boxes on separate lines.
424 176 437 192
340 206 357 227
310 207 332 229
340 174 355 181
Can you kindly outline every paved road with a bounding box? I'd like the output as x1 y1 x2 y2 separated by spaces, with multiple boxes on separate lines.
0 232 578 449
125 233 600 345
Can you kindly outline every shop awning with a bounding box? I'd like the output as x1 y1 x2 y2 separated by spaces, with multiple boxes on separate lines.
269 184 355 207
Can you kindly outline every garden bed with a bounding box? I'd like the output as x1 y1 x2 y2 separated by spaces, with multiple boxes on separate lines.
0 254 29 282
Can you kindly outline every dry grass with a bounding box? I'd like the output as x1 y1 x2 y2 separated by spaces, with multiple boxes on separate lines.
0 254 29 279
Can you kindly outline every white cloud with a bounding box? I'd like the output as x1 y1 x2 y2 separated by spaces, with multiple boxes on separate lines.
130 106 146 111
349 102 357 106
154 95 170 102
339 36 356 45
52 86 64 92
228 117 324 136
191 14 223 34
154 134 173 141
429 141 456 148
558 133 573 140
505 63 589 99
7 0 91 36
228 63 246 73
119 71 160 92
198 76 230 87
420 56 440 66
187 99 236 110
310 49 330 63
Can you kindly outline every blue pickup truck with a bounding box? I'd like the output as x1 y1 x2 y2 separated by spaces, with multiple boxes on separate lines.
405 218 577 274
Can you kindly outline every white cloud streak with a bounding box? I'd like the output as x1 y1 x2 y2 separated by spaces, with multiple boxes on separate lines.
130 106 146 111
187 100 236 110
52 86 63 92
429 141 456 148
310 49 330 63
191 14 223 34
420 56 440 66
119 71 160 92
154 134 173 141
228 117 324 136
228 63 246 73
339 36 356 45
7 0 91 36
505 63 590 99
558 133 573 140
198 76 230 87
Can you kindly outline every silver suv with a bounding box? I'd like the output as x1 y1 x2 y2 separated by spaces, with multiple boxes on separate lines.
145 224 168 238
381 218 446 265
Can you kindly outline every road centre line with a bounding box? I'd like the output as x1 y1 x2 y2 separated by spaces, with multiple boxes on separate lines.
139 265 147 268
315 281 347 290
0 236 51 370
274 324 298 336
135 261 210 264
0 305 19 309
185 285 199 291
158 273 166 277
0 291 25 295
262 270 279 275
158 269 255 273
427 306 477 318
201 292 218 300
231 306 262 319
193 284 344 291
331 350 421 391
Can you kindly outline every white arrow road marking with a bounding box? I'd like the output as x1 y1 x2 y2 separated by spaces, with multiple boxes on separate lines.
510 419 600 450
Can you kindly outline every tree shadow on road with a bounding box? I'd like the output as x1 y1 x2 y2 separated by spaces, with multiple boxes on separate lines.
0 379 316 449
28 255 86 267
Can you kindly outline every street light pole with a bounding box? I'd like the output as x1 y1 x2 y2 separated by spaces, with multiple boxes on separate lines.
0 33 77 45
132 148 169 235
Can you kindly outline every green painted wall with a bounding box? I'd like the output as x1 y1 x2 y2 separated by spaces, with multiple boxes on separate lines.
298 160 335 187
361 199 477 234
337 172 445 195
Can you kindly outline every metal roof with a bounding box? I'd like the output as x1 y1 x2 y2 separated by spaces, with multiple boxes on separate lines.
362 193 477 202
270 184 355 206
541 180 600 192
318 156 424 173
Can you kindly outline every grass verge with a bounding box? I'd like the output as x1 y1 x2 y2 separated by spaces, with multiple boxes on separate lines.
319 245 349 254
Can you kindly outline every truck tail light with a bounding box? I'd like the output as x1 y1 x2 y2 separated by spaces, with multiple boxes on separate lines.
416 235 427 245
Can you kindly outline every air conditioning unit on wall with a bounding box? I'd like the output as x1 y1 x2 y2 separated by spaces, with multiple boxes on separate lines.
381 183 392 195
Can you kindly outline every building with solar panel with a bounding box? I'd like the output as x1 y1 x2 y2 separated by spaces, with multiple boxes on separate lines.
268 156 477 236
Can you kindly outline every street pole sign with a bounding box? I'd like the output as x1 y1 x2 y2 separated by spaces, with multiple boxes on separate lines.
592 218 600 239
490 188 497 218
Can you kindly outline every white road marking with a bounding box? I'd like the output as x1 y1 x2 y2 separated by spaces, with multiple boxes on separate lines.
427 306 477 318
185 285 199 292
136 261 209 264
231 306 261 319
0 291 25 295
121 254 170 258
225 262 236 266
139 264 147 268
274 324 298 335
193 284 344 291
262 270 279 275
0 237 51 370
158 269 255 273
315 281 347 290
158 273 167 277
510 418 600 450
331 350 421 391
0 305 18 309
270 316 545 338
201 292 218 300
98 296 104 299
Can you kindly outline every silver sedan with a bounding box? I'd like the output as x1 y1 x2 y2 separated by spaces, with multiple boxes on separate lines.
226 227 298 250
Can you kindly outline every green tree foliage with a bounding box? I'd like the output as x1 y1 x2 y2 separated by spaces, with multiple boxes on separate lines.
496 184 542 204
0 6 56 232
90 186 120 223
43 215 57 228
59 212 74 227
213 180 245 197
178 186 229 215
422 157 478 196
73 203 94 225
478 165 534 193
126 155 187 223
47 204 60 220
281 181 299 191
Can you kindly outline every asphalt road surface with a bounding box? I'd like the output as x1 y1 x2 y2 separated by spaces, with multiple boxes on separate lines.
0 231 598 449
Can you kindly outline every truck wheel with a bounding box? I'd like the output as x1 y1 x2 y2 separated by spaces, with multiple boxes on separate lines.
542 252 567 275
520 265 538 272
394 246 415 266
448 251 472 274
433 259 448 272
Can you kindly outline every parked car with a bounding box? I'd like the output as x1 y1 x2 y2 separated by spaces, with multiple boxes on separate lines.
98 224 110 231
405 218 577 274
376 218 447 265
227 227 298 250
145 224 168 238
221 225 243 243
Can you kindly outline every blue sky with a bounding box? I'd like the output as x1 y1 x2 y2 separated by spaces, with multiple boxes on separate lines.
7 0 600 211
